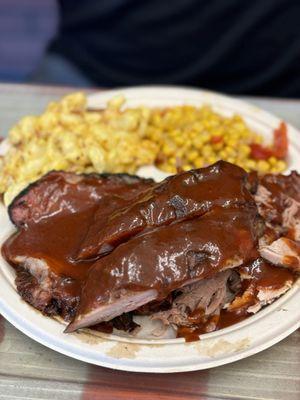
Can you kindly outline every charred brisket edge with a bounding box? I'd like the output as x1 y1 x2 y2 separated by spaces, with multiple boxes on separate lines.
8 170 154 227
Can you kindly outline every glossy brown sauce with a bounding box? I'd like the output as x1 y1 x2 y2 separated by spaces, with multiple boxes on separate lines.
259 172 300 225
175 258 295 342
240 258 295 290
260 172 300 203
2 208 100 302
218 309 249 329
78 161 255 259
3 173 154 299
3 209 95 280
77 206 259 317
218 259 296 333
176 309 249 342
2 164 298 342
177 310 249 342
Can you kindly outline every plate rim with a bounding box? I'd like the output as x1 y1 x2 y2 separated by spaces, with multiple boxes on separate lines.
1 85 300 372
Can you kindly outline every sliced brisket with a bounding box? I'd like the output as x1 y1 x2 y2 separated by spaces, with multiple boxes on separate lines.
9 170 154 228
4 171 155 322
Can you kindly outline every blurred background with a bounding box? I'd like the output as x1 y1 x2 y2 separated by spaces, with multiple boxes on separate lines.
0 0 57 83
1 0 300 97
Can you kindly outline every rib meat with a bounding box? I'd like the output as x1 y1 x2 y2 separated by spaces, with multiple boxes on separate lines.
66 207 259 332
78 161 256 259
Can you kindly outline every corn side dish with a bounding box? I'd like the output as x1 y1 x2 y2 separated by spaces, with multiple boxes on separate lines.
0 92 288 205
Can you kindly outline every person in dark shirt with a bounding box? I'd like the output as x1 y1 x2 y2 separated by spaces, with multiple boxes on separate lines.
32 0 300 97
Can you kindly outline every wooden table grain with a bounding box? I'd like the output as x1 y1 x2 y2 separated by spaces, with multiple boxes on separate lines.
0 83 300 400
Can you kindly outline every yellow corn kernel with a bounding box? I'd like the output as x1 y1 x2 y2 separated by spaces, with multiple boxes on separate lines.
168 156 176 165
225 138 237 147
218 150 227 159
193 136 206 149
201 145 213 157
257 160 270 172
160 163 176 173
174 136 185 146
188 150 199 162
200 132 210 143
238 144 251 157
162 143 176 157
274 160 287 172
194 157 204 168
207 155 218 164
245 159 256 170
268 156 278 166
212 142 223 151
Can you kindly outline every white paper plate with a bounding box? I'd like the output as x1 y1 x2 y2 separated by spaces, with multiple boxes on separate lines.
0 86 300 373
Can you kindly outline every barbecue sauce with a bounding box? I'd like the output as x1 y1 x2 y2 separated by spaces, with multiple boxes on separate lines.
2 208 97 297
72 205 260 333
176 259 295 342
240 258 295 290
3 162 260 336
1 163 298 342
79 161 257 259
2 173 154 299
258 172 300 225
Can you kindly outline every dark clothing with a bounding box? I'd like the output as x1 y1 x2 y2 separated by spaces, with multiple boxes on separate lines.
49 0 300 96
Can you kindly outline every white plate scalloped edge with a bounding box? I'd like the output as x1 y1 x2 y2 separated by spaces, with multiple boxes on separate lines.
0 86 299 373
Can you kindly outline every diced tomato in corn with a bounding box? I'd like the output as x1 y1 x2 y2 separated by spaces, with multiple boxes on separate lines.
210 135 223 144
250 121 288 160
273 122 288 159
